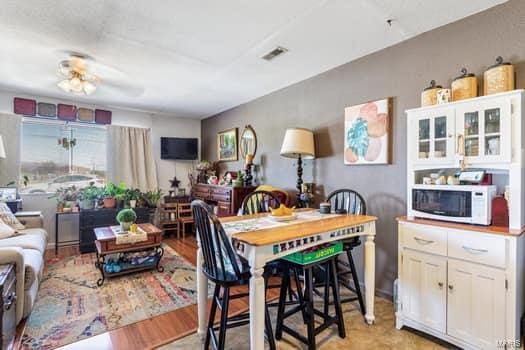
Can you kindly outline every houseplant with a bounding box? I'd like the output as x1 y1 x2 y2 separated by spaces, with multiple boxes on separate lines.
125 188 142 208
103 182 127 208
116 208 137 231
143 189 163 208
78 183 101 210
102 182 118 208
50 185 80 211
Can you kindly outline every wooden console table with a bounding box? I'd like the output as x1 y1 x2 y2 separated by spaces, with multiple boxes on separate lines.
191 184 255 216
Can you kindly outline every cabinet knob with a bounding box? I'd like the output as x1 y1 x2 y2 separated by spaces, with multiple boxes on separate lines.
438 282 443 288
448 285 453 291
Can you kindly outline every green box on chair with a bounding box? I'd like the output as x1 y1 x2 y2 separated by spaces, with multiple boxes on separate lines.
283 242 343 265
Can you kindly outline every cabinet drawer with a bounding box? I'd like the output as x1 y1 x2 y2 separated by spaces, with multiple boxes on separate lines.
211 188 231 196
193 185 210 194
402 224 447 256
447 230 506 268
193 191 211 200
211 193 231 202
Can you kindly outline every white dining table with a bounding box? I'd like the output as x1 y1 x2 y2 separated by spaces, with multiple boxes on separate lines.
196 210 377 350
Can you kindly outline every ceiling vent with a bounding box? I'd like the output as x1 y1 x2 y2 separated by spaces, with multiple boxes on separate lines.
261 46 288 61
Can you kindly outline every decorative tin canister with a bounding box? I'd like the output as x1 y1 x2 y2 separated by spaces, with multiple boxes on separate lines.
484 56 515 95
452 68 477 101
421 80 442 107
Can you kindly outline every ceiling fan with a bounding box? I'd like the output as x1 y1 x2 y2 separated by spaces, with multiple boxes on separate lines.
56 51 144 97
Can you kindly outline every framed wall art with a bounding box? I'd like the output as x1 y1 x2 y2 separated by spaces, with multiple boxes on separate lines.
217 128 238 161
344 97 392 165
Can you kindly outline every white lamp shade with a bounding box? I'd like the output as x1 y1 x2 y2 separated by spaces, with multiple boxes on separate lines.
280 128 315 159
0 135 6 159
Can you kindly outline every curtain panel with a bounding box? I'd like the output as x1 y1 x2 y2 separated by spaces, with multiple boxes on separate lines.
107 125 158 191
0 113 21 186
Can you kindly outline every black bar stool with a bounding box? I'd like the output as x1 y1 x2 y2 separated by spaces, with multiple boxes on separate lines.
275 253 346 350
192 200 276 350
326 189 367 314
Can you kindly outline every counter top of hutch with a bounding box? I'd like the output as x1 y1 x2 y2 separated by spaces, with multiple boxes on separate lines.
396 216 525 237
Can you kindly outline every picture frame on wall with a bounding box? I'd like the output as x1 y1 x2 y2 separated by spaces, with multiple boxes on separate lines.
344 97 392 165
217 128 238 161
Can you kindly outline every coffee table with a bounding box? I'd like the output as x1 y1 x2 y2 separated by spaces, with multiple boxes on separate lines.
94 223 164 286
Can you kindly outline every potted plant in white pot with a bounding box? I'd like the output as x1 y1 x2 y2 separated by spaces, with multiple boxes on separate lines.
116 208 137 232
78 183 101 210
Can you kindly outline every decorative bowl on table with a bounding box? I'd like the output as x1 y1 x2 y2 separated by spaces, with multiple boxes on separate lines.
268 204 296 221
268 213 297 222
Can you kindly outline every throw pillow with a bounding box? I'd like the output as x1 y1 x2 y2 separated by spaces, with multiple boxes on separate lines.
0 218 16 239
0 203 25 231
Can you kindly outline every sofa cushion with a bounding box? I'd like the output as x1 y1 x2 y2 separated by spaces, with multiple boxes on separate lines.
22 249 43 290
0 234 46 254
19 227 49 242
0 203 24 231
0 219 15 239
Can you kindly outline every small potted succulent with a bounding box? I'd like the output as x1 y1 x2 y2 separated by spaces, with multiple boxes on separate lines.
116 208 137 232
50 185 80 212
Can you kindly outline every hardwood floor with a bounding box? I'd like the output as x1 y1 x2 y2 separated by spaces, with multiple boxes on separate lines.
15 235 276 350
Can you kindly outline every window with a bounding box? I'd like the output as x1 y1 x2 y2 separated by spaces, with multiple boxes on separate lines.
20 120 107 193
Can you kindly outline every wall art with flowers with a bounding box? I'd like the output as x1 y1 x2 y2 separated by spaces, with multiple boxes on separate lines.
344 97 392 165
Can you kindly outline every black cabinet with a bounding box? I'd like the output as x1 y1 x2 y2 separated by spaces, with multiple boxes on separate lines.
79 208 155 253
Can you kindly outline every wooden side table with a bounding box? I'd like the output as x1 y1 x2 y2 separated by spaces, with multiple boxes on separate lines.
93 223 164 286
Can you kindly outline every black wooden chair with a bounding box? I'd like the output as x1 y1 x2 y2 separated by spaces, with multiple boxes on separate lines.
240 190 281 215
240 191 300 306
192 200 276 350
326 189 367 314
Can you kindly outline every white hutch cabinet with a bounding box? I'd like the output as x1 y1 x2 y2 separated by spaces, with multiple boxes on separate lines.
398 90 525 350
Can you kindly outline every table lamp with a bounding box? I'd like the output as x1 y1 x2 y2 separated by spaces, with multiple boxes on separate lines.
280 128 315 200
0 135 6 159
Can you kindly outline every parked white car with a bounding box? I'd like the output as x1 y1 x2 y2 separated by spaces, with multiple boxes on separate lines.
47 174 105 192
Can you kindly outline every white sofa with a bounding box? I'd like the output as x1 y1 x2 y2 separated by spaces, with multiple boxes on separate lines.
0 215 47 323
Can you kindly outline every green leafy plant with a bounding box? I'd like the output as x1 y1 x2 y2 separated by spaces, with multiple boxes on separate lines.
116 208 137 223
125 188 142 201
5 175 29 188
103 182 127 198
143 189 163 208
49 185 80 203
78 183 102 201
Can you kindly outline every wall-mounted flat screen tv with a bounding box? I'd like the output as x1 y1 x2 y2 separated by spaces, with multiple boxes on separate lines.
161 137 198 160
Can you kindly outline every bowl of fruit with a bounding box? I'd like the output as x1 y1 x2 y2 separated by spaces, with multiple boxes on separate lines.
269 204 297 221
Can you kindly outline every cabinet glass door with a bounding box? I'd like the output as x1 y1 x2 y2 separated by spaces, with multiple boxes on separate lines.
434 116 447 158
463 112 479 157
484 108 500 156
457 99 511 163
418 119 430 160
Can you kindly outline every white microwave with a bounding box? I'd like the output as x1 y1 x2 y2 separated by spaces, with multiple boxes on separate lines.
409 184 497 225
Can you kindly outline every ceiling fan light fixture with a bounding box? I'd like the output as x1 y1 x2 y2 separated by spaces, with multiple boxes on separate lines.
57 79 71 92
83 81 96 95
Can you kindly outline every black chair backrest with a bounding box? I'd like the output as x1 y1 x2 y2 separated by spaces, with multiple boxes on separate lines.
326 189 366 215
240 190 281 215
192 200 243 282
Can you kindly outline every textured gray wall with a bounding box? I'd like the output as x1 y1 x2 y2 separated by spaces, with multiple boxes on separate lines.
201 0 525 296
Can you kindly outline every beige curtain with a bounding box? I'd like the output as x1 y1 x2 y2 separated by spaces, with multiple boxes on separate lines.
0 113 21 186
107 125 158 191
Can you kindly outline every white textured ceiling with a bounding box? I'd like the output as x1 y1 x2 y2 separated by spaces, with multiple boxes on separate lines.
0 0 507 119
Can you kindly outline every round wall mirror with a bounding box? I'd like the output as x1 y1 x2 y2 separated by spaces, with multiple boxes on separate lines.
240 125 257 158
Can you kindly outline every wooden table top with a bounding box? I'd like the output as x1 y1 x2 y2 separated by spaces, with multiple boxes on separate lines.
221 211 377 246
396 216 525 237
94 223 162 241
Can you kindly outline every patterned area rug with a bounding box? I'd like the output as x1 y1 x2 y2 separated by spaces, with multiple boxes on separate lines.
21 244 204 350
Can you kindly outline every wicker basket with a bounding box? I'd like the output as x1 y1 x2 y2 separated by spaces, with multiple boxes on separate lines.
484 56 515 95
421 80 442 107
452 68 478 101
